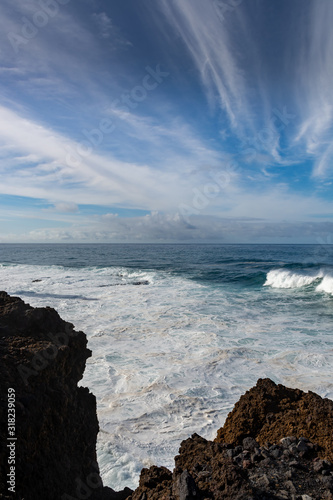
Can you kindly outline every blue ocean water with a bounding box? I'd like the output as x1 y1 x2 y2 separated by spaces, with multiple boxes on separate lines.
1 243 333 489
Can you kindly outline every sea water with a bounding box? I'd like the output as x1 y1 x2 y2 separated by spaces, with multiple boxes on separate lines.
0 243 333 490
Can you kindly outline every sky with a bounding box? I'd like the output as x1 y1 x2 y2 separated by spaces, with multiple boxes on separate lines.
0 0 333 243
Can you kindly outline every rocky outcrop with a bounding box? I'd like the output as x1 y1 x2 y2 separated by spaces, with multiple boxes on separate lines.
129 434 333 499
216 377 333 462
1 290 333 500
129 379 333 499
0 291 132 500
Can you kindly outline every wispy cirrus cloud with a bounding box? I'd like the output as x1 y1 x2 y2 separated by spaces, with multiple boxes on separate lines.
0 0 133 112
0 103 229 211
107 107 227 172
0 104 162 207
92 12 113 39
152 0 299 175
0 0 332 243
156 0 254 135
154 0 333 182
291 1 333 178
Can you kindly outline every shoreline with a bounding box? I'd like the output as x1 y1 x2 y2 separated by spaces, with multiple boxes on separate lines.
0 291 332 499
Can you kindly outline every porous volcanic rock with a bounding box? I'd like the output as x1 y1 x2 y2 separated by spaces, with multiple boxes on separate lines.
2 290 332 500
0 291 131 500
129 432 333 499
215 378 333 462
129 379 333 500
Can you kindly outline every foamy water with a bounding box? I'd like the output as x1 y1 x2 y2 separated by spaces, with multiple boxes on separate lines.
1 244 333 490
264 268 333 293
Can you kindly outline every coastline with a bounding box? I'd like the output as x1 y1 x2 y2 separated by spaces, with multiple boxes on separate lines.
0 291 332 499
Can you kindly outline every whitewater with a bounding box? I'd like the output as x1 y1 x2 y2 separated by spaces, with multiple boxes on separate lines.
0 243 332 490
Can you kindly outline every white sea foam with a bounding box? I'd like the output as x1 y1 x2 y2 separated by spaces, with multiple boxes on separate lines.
1 262 333 490
264 268 333 296
316 274 333 295
264 268 324 289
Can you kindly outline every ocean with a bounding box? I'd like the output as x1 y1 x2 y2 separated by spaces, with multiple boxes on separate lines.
1 243 333 490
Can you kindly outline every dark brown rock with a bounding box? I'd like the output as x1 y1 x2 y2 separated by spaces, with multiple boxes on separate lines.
0 291 131 500
129 434 255 499
2 291 333 500
129 466 173 499
172 469 198 499
215 378 333 462
129 379 333 499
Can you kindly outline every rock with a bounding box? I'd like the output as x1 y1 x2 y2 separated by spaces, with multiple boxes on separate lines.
285 469 294 479
261 448 271 458
313 459 330 474
172 469 198 499
215 378 333 462
297 438 311 453
242 436 259 451
256 473 271 488
2 297 333 500
103 487 134 499
225 448 235 458
285 480 297 493
130 466 172 500
271 448 282 459
280 436 297 448
278 490 289 498
250 450 262 463
130 379 333 499
321 476 333 488
0 291 131 500
168 433 255 499
289 443 298 454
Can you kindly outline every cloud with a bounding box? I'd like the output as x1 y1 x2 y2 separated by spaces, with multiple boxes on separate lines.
1 211 333 244
152 0 301 172
92 12 113 38
107 107 227 171
92 11 132 48
0 0 332 244
0 104 230 211
53 202 79 213
156 0 253 133
292 0 333 178
1 101 333 237
312 143 333 178
0 0 128 107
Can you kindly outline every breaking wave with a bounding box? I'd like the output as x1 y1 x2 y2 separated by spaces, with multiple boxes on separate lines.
264 268 333 295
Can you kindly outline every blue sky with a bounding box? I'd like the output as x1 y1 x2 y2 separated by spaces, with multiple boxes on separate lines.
0 0 333 242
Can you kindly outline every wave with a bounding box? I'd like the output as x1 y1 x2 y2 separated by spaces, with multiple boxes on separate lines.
316 275 333 295
14 290 99 301
264 268 333 295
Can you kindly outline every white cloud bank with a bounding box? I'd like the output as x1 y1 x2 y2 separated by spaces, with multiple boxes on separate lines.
1 211 333 244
